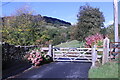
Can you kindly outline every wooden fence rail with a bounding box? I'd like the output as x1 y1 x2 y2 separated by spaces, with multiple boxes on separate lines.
109 42 120 59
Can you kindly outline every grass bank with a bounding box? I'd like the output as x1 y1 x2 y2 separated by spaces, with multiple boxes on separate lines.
89 61 119 78
55 40 84 48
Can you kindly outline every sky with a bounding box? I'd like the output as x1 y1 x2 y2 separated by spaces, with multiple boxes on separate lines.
1 1 118 27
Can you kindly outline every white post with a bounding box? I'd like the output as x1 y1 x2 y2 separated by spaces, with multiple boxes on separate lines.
52 46 55 61
114 0 119 43
102 37 110 65
92 45 97 68
47 44 52 57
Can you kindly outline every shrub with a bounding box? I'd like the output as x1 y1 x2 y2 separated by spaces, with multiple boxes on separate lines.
27 50 43 66
85 33 103 48
26 49 52 66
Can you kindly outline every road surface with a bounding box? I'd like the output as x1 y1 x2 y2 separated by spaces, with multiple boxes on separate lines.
11 62 92 79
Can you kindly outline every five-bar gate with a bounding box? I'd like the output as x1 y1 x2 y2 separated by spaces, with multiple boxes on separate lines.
53 47 93 62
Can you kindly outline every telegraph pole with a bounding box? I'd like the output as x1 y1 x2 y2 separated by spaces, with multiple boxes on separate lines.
113 0 119 42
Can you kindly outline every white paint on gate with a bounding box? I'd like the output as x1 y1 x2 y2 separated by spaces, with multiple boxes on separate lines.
53 47 94 62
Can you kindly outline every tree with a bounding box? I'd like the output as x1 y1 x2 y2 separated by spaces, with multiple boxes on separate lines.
106 24 120 41
2 6 71 46
76 4 105 41
70 25 79 40
2 7 45 46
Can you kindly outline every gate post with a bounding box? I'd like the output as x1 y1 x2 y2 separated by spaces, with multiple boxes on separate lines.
47 44 52 57
92 45 97 68
52 46 55 61
102 37 110 65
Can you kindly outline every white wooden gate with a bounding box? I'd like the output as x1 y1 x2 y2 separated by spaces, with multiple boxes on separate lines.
47 38 110 67
53 47 93 62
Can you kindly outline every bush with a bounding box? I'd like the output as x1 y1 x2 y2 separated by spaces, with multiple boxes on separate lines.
85 33 103 48
27 50 43 66
26 49 52 66
2 42 37 70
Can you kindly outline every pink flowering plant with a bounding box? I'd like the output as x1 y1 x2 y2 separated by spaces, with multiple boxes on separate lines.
25 48 52 66
85 33 103 48
27 50 43 66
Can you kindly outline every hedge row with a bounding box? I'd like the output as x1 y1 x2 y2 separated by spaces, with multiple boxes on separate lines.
2 42 37 70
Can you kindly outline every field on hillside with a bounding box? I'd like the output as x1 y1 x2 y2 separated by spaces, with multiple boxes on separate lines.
55 40 85 48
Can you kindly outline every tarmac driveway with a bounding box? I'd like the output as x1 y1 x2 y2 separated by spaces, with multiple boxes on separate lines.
12 62 92 79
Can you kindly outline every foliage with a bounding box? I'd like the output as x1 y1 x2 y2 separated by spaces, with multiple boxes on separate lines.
85 33 103 47
100 27 107 35
89 62 119 78
2 6 71 46
2 42 33 70
70 25 79 40
2 8 44 46
106 24 120 41
73 4 105 41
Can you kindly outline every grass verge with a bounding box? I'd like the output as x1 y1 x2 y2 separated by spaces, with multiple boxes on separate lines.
89 61 119 78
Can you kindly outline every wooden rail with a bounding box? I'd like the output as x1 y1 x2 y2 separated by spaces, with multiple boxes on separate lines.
110 42 120 43
110 42 120 54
